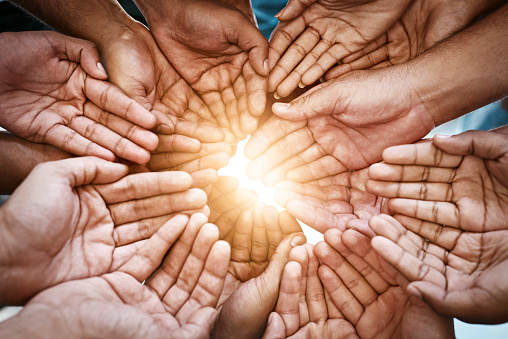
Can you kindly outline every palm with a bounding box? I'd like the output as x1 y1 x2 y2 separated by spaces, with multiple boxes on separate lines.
147 0 268 139
268 0 410 96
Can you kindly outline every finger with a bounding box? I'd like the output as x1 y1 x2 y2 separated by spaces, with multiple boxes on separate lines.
288 245 309 325
433 131 508 162
190 169 219 189
244 116 306 160
44 124 116 161
159 152 230 173
156 116 225 143
286 199 355 233
275 189 351 213
201 91 229 128
272 27 321 97
264 205 284 258
231 210 253 262
94 171 192 204
214 192 257 240
308 172 351 186
326 44 390 80
114 214 173 246
176 240 231 323
60 35 108 79
275 0 318 22
108 188 207 225
262 313 286 339
234 73 254 137
244 61 268 118
247 128 314 180
234 18 269 77
263 143 327 186
393 214 461 251
222 85 244 141
117 214 189 281
382 142 463 167
279 210 303 237
251 201 269 263
368 163 457 183
318 264 363 325
341 34 388 64
286 155 348 183
209 188 252 216
155 134 201 153
84 77 156 129
35 156 128 188
147 213 208 297
84 101 158 152
388 199 460 228
208 176 239 201
295 39 336 88
275 261 303 337
149 142 231 170
275 180 350 202
302 44 356 85
366 180 454 201
163 223 220 314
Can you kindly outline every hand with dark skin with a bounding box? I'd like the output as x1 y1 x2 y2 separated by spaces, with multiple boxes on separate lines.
267 0 412 98
211 202 305 339
327 0 506 79
254 4 508 174
0 31 158 164
313 228 455 338
0 157 208 305
133 0 270 140
0 213 231 338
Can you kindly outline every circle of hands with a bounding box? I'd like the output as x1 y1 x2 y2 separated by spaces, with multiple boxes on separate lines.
1 0 507 338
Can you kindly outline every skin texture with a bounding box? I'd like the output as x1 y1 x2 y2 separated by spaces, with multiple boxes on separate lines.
0 157 208 305
0 213 231 338
367 128 508 323
212 201 306 339
0 31 158 164
268 0 411 97
325 0 505 79
134 0 269 140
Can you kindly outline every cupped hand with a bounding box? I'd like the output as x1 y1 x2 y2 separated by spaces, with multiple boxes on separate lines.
366 130 508 231
0 157 208 304
141 0 269 140
212 202 305 339
268 0 411 97
0 213 230 338
313 228 454 338
0 31 158 164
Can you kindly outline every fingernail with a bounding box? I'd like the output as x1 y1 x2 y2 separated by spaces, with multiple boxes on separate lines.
291 234 306 247
434 134 452 139
275 8 285 19
97 62 107 76
273 92 281 100
264 59 270 74
319 77 326 83
267 313 274 326
407 285 422 300
273 103 291 112
298 81 305 88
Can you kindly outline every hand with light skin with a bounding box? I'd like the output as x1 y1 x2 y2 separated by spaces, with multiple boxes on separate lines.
326 0 506 79
0 157 208 305
313 228 455 338
262 4 508 171
370 213 508 325
133 0 270 140
0 31 158 164
0 213 231 338
267 0 412 98
366 128 508 232
211 202 306 339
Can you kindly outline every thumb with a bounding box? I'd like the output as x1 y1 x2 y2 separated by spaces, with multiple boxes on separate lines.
39 157 129 188
276 0 318 22
59 33 108 80
263 232 307 285
236 23 270 76
261 313 286 339
272 82 336 120
433 130 508 160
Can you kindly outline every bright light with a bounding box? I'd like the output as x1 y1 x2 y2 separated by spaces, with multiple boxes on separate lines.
219 136 323 244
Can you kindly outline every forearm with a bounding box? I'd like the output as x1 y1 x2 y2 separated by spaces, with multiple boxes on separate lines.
407 4 508 126
0 132 71 194
9 0 137 46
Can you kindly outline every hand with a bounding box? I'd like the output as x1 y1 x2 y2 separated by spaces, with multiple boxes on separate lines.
327 0 505 79
370 213 508 325
0 31 158 164
262 68 436 171
0 157 208 304
212 202 305 339
0 213 230 338
366 131 508 231
268 0 411 97
138 0 270 139
314 228 454 338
